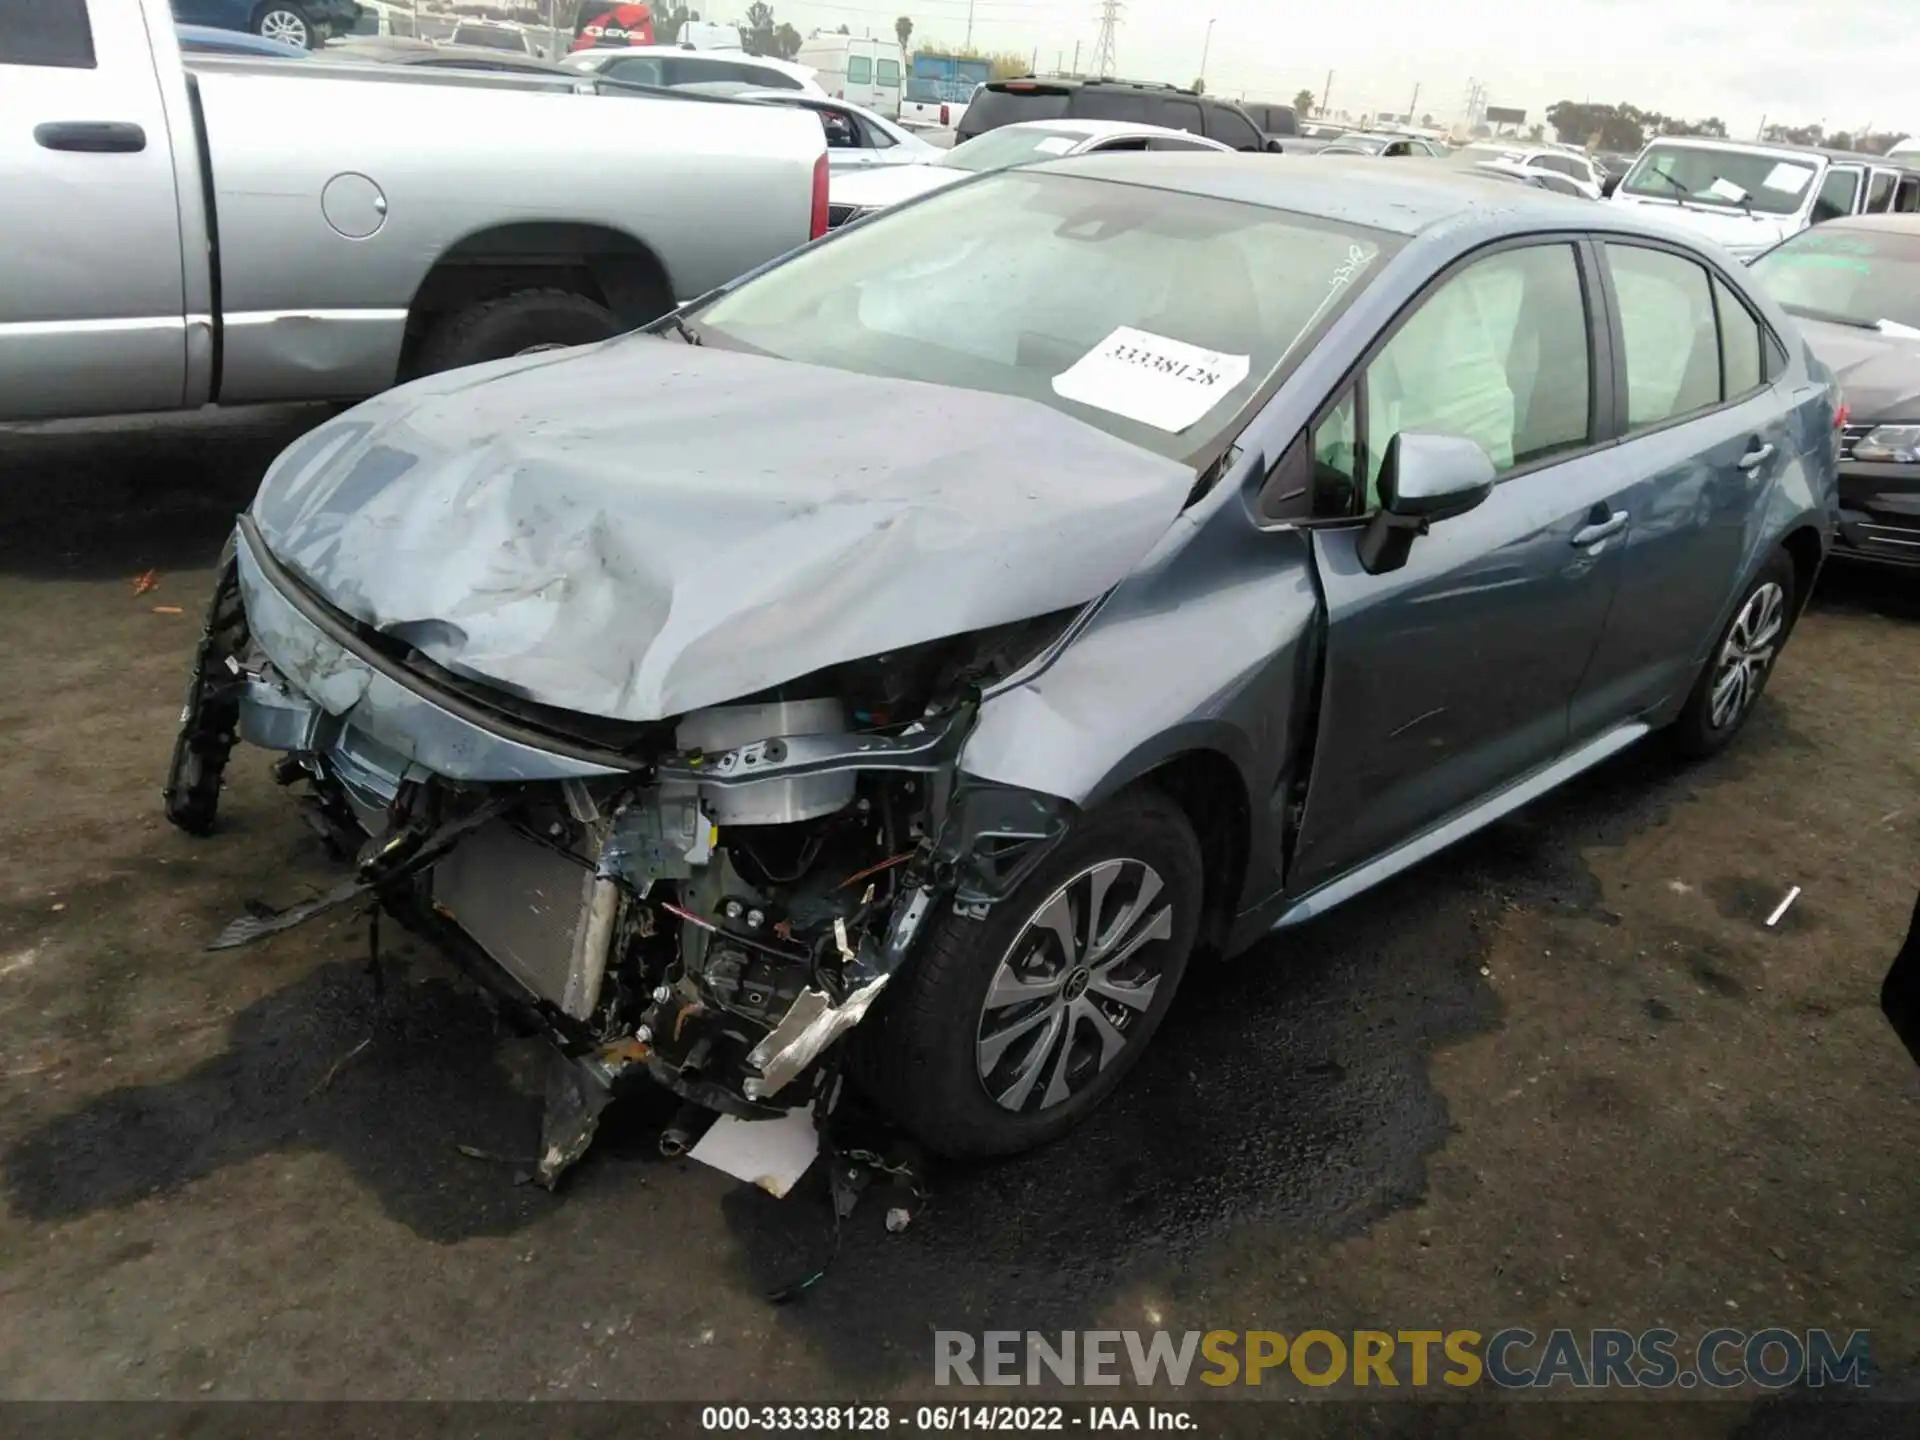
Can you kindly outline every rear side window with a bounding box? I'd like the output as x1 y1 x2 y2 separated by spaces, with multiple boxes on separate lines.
1204 103 1262 151
847 55 872 84
877 58 899 84
1157 98 1204 134
1714 277 1765 398
745 64 802 89
1605 244 1723 428
1072 90 1150 124
0 0 95 67
1867 171 1898 212
605 56 664 84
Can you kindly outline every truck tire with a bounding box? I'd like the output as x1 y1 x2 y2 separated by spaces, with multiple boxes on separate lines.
852 787 1203 1159
252 4 316 47
414 289 621 377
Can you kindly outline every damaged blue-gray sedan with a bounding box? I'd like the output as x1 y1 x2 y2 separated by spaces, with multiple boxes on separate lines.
167 156 1840 1184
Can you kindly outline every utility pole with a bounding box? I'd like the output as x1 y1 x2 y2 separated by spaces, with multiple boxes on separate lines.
965 0 975 49
1198 17 1215 90
1091 0 1122 79
1320 68 1332 115
1072 39 1080 75
1407 82 1419 127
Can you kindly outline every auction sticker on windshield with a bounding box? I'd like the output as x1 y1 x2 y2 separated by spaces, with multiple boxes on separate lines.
1052 326 1251 433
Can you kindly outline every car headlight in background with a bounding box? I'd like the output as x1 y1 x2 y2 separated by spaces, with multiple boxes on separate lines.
1852 424 1920 463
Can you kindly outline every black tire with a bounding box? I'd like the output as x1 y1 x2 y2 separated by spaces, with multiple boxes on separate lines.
1669 548 1797 759
413 289 620 377
252 3 315 48
853 787 1203 1159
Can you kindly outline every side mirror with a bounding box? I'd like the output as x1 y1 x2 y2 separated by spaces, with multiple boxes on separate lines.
1356 432 1495 575
1265 137 1286 153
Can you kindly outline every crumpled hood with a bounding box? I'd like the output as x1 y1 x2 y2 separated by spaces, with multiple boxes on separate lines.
1794 316 1920 420
249 335 1194 724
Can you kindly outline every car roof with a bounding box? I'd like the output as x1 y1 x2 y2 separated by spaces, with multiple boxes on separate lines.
1797 212 1920 234
1637 135 1920 171
1037 152 1682 237
986 117 1211 141
985 75 1195 95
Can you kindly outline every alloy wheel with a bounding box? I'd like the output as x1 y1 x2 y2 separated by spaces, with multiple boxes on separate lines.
975 857 1175 1114
257 9 310 46
1709 580 1786 730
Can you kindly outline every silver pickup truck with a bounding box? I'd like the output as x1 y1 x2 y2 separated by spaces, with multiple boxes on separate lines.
1 0 827 421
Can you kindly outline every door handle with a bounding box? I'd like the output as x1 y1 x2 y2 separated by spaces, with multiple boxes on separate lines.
35 121 146 153
1738 442 1776 472
1571 510 1629 547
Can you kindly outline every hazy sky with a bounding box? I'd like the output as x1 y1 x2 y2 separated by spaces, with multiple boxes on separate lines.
767 0 1913 139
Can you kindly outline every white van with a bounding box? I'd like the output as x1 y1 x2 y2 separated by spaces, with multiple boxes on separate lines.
795 34 904 119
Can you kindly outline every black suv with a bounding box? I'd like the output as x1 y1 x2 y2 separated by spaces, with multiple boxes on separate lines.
956 77 1270 152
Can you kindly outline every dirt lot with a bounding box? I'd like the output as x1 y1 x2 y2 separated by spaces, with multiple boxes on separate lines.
0 408 1915 1431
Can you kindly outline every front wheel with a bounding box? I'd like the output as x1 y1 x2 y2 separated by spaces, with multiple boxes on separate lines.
253 4 314 47
853 788 1203 1158
1670 549 1797 758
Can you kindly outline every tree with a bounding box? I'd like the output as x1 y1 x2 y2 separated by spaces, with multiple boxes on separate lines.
835 23 849 34
773 21 802 58
1420 112 1433 127
895 14 912 50
1292 87 1316 118
1527 123 1545 142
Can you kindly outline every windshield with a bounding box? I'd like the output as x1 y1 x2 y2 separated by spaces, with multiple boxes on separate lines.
1750 226 1920 331
942 128 1093 172
1621 143 1816 215
959 87 1071 136
692 171 1399 461
452 25 527 51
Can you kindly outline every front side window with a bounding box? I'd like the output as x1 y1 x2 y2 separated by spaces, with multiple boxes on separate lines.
1750 223 1920 330
1621 143 1816 216
605 55 663 84
746 64 802 90
1357 243 1592 501
0 0 94 66
1812 168 1860 223
859 116 898 149
1605 244 1721 430
847 55 872 85
694 171 1399 462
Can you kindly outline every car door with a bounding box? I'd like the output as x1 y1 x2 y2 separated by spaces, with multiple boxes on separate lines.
1565 239 1799 735
1282 238 1631 895
1 0 190 419
1201 101 1264 152
1156 96 1205 136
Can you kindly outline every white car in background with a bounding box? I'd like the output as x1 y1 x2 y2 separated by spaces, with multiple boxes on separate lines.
676 85 942 170
449 20 536 56
565 43 826 95
826 118 1232 227
1455 142 1605 199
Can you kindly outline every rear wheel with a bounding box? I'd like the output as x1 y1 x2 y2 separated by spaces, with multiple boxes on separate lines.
854 788 1202 1158
1670 549 1797 758
252 4 314 47
414 289 620 376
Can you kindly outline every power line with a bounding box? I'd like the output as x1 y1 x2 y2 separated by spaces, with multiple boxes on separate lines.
1090 0 1121 78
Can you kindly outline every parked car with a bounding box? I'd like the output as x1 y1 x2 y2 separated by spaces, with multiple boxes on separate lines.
1446 142 1604 197
957 77 1268 153
1241 100 1330 153
565 42 825 95
1613 138 1920 261
1750 215 1920 569
170 157 1836 1179
176 21 308 56
681 87 941 172
314 35 575 77
901 55 987 129
794 33 904 119
170 0 363 49
1 0 829 422
448 21 537 56
1319 131 1449 159
345 0 414 37
826 118 1230 227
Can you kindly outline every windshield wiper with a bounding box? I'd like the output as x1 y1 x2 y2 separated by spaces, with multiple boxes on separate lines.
1780 301 1877 330
1710 175 1755 215
662 312 703 346
1644 169 1691 199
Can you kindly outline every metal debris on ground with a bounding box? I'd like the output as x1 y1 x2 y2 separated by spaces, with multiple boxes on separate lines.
1766 886 1802 927
304 1036 371 1100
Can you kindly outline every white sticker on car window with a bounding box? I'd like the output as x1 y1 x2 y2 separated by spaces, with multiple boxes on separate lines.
1707 177 1750 204
1051 326 1252 433
1032 136 1077 155
1762 162 1814 195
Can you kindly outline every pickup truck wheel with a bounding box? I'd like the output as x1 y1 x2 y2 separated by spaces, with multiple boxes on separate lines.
253 4 314 47
415 289 621 376
852 788 1202 1159
1670 548 1797 759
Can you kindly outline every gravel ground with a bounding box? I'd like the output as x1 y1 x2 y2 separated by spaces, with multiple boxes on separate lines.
0 407 1914 1433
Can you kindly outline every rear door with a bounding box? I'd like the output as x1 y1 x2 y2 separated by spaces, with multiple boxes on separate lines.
1567 239 1800 735
1283 238 1632 894
0 0 189 418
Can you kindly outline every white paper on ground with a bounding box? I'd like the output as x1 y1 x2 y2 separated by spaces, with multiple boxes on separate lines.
1033 135 1077 155
1051 326 1252 433
1761 162 1813 196
688 1103 819 1198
